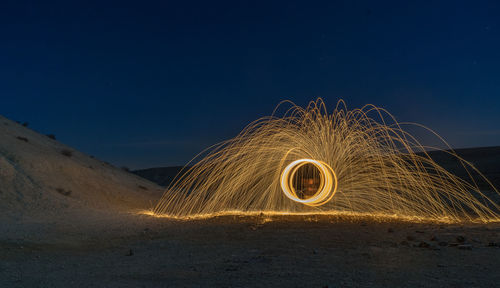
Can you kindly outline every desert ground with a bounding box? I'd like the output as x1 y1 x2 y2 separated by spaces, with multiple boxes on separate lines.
2 212 500 287
2 115 500 287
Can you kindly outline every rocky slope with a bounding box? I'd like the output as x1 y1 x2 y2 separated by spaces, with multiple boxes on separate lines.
0 115 163 220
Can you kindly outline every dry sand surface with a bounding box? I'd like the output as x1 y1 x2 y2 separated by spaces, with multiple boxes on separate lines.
2 115 500 287
2 213 500 288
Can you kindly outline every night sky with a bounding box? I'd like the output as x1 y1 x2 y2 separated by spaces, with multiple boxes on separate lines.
1 1 500 169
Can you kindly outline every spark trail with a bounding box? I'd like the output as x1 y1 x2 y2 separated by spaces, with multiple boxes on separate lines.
153 99 500 222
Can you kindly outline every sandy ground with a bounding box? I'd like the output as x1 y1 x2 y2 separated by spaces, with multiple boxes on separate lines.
2 212 500 288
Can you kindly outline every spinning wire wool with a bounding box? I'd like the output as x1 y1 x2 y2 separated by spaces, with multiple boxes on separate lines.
153 99 499 222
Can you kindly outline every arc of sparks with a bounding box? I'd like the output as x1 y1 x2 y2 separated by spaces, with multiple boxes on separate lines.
152 98 500 222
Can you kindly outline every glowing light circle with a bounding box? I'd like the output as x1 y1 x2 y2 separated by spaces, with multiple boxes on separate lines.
280 159 337 206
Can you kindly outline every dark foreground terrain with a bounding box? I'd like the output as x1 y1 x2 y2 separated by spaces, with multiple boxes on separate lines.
1 213 500 288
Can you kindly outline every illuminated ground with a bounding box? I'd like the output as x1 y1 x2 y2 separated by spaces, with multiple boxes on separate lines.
2 212 500 287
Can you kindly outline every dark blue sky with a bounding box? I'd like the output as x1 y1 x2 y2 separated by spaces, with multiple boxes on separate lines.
1 1 500 169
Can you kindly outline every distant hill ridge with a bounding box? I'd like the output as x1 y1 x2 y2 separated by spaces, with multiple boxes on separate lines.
133 166 188 187
134 146 500 191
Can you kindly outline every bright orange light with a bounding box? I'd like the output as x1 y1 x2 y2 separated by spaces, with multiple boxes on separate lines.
152 98 500 223
280 159 337 206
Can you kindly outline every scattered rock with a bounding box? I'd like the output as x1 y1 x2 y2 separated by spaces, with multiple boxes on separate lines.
438 241 448 246
225 266 238 271
415 230 424 234
55 188 72 196
361 252 371 258
430 235 438 241
406 235 415 241
61 149 73 157
456 236 466 243
458 244 472 250
387 228 394 233
16 136 28 142
417 241 431 248
125 249 134 256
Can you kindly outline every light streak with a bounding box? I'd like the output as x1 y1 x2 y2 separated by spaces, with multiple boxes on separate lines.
152 99 500 222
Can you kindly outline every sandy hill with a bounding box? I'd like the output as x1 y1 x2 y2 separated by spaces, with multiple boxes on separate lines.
0 115 163 220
